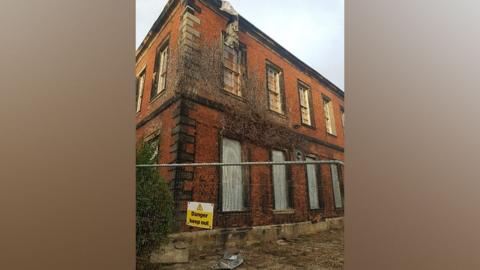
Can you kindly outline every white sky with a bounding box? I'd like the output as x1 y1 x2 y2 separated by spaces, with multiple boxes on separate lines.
136 0 344 90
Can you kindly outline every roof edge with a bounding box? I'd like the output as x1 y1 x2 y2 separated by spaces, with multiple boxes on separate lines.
136 0 180 60
136 0 344 97
238 16 344 97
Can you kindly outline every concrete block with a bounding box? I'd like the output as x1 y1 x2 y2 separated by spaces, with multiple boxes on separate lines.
183 12 200 24
150 243 189 264
180 24 201 38
165 219 343 255
180 18 195 29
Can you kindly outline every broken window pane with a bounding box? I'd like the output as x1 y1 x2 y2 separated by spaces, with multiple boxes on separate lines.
267 66 283 114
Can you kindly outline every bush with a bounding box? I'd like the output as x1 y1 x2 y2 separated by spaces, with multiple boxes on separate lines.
136 141 174 261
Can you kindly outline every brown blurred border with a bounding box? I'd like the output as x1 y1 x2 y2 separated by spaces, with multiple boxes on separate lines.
346 0 480 269
2 0 480 269
0 0 135 269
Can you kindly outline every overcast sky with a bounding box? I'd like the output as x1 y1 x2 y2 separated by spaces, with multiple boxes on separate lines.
136 0 344 90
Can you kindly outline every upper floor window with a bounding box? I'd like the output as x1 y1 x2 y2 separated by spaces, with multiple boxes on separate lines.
341 107 345 128
323 97 337 135
266 64 284 114
151 42 169 100
298 83 313 126
136 69 146 113
223 43 244 96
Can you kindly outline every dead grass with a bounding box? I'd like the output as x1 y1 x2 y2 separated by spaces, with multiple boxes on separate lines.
160 229 344 270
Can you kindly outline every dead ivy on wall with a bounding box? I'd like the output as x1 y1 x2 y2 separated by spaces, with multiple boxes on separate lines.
168 38 305 151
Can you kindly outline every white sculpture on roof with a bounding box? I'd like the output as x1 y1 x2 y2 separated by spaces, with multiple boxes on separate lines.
221 1 239 48
220 0 239 16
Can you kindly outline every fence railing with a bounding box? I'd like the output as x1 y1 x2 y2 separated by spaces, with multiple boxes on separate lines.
137 160 344 216
136 159 344 167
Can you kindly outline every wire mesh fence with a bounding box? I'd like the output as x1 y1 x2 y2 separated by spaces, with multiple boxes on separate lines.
136 160 345 215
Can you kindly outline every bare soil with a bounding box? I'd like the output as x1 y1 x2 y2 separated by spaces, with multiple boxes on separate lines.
161 229 344 270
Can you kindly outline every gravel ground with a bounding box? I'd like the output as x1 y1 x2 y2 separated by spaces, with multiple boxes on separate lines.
161 229 344 270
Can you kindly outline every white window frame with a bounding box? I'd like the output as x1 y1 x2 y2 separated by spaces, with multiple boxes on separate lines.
152 43 169 99
157 45 168 94
323 98 337 135
298 84 312 126
136 67 146 113
266 65 284 114
223 44 242 96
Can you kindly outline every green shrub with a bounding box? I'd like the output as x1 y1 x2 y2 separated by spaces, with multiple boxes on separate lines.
136 141 174 260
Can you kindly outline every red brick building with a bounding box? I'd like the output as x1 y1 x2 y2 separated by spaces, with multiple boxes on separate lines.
136 0 344 231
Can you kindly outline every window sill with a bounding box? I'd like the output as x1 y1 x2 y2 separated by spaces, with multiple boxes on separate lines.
273 209 295 215
268 109 288 119
327 132 337 137
149 90 166 103
300 123 316 130
221 89 244 101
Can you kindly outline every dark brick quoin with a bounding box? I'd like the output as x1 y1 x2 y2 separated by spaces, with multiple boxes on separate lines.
136 0 344 232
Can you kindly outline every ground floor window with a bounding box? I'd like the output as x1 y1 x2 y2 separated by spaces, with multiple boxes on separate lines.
147 136 159 163
306 157 323 209
272 150 290 210
221 138 244 211
331 164 343 208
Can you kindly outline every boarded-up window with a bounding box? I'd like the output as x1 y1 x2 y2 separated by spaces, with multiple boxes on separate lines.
222 138 244 211
306 157 322 209
136 69 146 113
331 164 343 208
267 65 284 114
323 98 337 135
299 84 312 126
223 44 242 96
151 44 168 99
272 150 289 210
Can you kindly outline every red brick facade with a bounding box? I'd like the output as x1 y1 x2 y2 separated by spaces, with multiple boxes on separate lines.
136 0 344 231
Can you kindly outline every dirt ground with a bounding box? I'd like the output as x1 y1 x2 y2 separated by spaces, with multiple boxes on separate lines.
162 229 344 270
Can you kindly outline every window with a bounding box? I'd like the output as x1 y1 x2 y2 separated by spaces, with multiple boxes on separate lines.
341 107 345 128
147 136 159 162
306 157 324 209
298 83 312 126
221 138 244 211
223 43 244 96
272 150 290 210
266 65 284 114
330 164 343 209
323 98 337 135
136 69 146 113
151 43 169 99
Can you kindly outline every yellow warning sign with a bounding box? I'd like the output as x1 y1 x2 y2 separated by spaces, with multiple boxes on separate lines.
186 202 214 229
